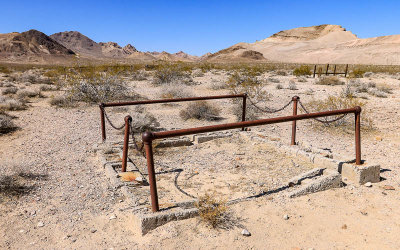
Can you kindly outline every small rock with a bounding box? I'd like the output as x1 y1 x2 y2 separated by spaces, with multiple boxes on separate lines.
364 182 372 187
90 229 97 233
341 224 347 229
37 222 44 228
283 214 289 220
109 214 117 220
241 229 251 236
19 230 25 233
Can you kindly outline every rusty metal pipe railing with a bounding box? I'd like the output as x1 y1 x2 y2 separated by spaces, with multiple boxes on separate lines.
99 94 247 141
130 106 362 212
291 96 299 145
121 116 132 172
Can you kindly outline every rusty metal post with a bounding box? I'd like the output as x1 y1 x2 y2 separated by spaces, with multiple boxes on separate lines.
326 64 329 75
355 107 362 165
344 64 349 77
313 65 317 78
99 104 106 141
241 93 247 131
333 65 337 75
121 116 132 172
291 96 299 145
142 132 160 212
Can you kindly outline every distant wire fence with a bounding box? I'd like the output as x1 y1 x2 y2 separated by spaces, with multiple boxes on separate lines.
313 64 349 78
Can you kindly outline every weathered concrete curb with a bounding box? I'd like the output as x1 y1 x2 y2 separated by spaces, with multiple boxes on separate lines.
288 167 325 186
341 162 380 185
192 132 232 144
287 170 342 198
134 208 199 235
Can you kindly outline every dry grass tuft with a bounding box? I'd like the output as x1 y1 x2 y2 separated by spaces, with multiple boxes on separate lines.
180 101 221 121
315 76 344 86
195 193 229 228
0 111 18 134
293 65 312 76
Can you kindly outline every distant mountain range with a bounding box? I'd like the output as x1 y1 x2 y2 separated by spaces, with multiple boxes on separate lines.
1 25 400 64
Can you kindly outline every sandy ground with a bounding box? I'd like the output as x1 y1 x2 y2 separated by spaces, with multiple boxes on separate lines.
1 70 400 249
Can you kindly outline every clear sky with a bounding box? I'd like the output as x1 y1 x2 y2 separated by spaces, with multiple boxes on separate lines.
1 0 399 56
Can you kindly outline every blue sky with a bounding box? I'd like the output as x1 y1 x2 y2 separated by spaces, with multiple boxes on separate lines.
1 0 399 56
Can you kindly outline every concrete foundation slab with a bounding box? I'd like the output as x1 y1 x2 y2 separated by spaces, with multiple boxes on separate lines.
341 162 380 185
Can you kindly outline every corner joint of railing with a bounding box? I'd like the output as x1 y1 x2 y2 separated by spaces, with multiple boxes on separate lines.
354 106 362 114
292 96 300 101
142 131 154 144
99 103 104 108
124 115 132 122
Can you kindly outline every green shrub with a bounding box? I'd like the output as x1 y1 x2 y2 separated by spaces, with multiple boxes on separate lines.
293 65 312 76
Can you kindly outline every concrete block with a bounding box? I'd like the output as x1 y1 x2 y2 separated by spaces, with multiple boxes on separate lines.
193 133 232 144
288 168 325 186
134 208 198 235
155 138 193 148
288 170 341 198
341 162 380 185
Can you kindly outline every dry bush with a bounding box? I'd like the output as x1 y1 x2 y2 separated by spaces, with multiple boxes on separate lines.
297 76 307 82
2 87 18 95
368 88 387 98
195 193 229 229
275 83 283 89
192 69 205 77
160 84 193 99
288 80 297 90
130 107 160 132
377 84 393 94
0 111 18 134
210 80 228 90
16 89 39 99
48 95 74 107
0 66 11 74
39 84 58 91
305 95 373 130
131 70 148 81
293 65 312 76
267 77 280 83
180 101 221 121
351 68 366 78
152 63 194 85
276 70 287 76
315 76 344 86
0 96 26 111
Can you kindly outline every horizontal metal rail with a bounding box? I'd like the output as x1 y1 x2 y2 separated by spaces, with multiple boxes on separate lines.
126 106 362 212
99 94 247 141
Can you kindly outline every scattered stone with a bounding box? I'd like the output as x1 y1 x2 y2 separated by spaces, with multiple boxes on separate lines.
241 229 251 236
283 214 289 220
364 182 372 187
90 229 97 233
360 210 368 216
109 214 117 220
382 185 395 190
37 222 44 228
19 230 25 233
341 224 347 229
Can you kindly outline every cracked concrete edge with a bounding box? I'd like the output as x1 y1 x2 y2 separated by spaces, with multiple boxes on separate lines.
287 170 342 198
134 208 199 235
287 167 325 186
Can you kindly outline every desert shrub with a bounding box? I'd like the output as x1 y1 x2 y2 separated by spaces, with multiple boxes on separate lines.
275 70 287 76
195 193 229 229
297 76 307 82
368 88 387 98
0 96 26 111
210 80 228 90
63 70 137 103
340 84 356 98
293 65 312 76
2 87 18 95
131 70 148 81
268 77 280 83
288 80 297 90
0 111 18 134
367 82 376 88
192 69 205 77
304 95 373 130
130 107 160 132
48 95 74 107
275 83 283 89
364 72 373 78
351 68 366 78
354 83 369 93
179 101 220 121
377 84 393 94
17 89 39 99
315 76 344 86
160 84 193 99
152 63 194 85
39 84 58 91
0 66 11 74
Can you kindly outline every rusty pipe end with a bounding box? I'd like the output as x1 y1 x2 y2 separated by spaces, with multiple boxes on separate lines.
355 106 362 113
99 103 104 108
142 131 154 143
292 96 300 101
124 115 132 122
243 93 248 97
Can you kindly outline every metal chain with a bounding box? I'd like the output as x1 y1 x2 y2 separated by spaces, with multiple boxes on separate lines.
298 100 348 124
129 120 145 157
101 106 125 130
247 96 293 114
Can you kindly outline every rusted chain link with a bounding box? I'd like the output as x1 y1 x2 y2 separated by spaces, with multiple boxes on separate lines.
129 120 145 156
247 96 293 114
101 106 125 130
298 100 348 124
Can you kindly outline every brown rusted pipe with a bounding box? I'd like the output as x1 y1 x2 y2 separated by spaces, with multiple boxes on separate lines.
326 64 329 75
142 132 160 212
99 104 106 141
313 65 317 78
333 65 337 75
345 64 349 77
291 96 299 145
102 94 246 107
241 93 247 131
152 107 360 140
355 107 362 165
121 115 132 172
